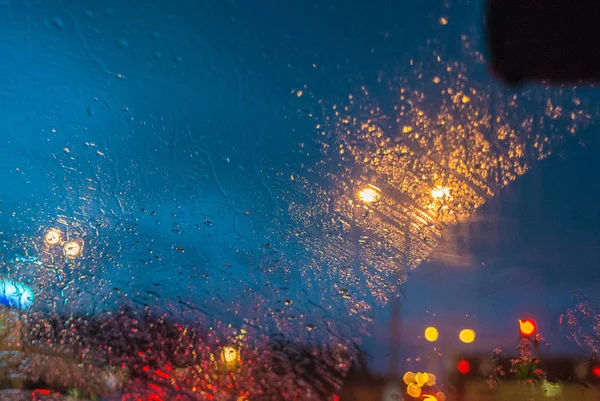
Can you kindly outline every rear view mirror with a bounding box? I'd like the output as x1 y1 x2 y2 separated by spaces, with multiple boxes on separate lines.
486 0 600 85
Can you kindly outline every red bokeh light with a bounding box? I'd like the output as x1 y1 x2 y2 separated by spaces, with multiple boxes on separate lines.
592 366 600 377
457 359 470 374
154 369 171 379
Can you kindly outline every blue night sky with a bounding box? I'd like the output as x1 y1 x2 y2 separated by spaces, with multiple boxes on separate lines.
0 0 599 380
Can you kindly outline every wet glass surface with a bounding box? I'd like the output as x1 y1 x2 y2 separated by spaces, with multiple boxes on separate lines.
0 0 599 400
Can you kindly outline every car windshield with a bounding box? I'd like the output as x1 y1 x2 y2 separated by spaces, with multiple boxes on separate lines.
0 0 599 400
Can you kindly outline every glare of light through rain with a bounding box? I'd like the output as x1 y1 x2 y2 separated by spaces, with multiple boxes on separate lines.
431 186 451 200
63 240 83 259
0 0 594 397
44 228 62 245
358 185 381 203
221 346 238 364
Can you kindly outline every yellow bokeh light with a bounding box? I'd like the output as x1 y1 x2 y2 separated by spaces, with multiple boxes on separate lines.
358 185 381 203
459 328 476 344
402 371 416 385
221 346 238 364
423 392 446 401
63 240 83 259
407 383 421 398
415 372 429 387
44 228 62 245
424 326 439 342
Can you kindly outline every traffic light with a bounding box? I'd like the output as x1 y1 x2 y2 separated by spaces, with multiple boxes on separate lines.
452 358 477 401
457 360 471 374
518 318 537 338
518 318 540 360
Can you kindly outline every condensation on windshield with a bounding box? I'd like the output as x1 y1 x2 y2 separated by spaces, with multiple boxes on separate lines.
0 0 597 400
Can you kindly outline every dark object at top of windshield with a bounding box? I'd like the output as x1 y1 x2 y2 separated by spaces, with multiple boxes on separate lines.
486 0 600 85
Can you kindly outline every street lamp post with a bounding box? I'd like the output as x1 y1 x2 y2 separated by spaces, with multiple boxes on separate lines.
354 184 406 380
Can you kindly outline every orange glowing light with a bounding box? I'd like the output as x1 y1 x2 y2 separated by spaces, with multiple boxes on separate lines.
358 185 381 203
44 228 62 245
406 383 421 398
403 371 416 385
519 318 537 337
457 360 470 374
415 372 429 387
221 346 238 364
431 186 451 200
63 239 83 259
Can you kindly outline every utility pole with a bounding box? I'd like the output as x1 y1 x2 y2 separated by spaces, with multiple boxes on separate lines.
388 297 401 376
388 224 409 377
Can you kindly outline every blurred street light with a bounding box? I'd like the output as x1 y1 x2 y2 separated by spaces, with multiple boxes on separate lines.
424 326 439 342
458 329 476 344
357 185 381 203
44 228 62 246
63 240 83 259
431 186 451 200
221 346 238 364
